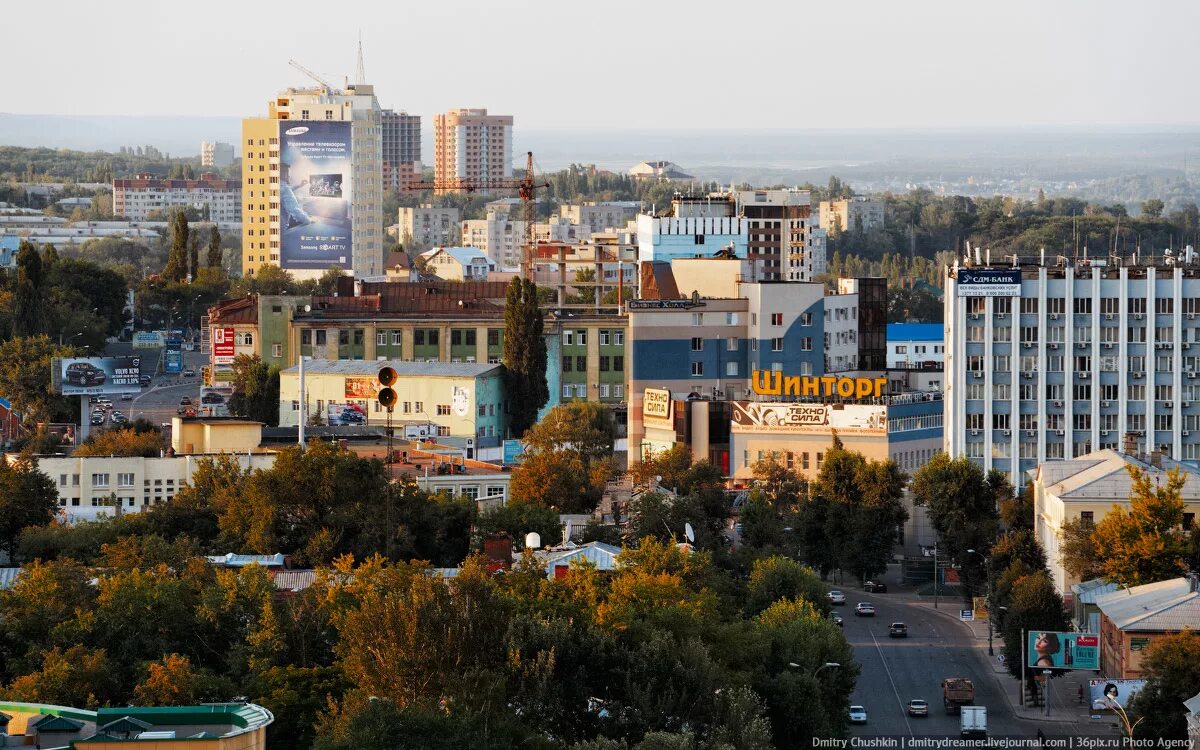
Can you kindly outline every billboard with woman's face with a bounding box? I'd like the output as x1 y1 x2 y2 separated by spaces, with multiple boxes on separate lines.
1089 679 1146 709
1028 631 1100 670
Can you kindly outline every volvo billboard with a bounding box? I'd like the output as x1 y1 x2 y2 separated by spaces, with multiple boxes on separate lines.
55 357 142 395
279 121 352 271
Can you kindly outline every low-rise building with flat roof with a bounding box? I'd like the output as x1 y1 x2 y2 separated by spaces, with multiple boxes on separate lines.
0 701 272 749
1095 576 1200 678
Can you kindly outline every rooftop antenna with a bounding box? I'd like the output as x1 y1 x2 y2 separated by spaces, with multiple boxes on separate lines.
355 32 366 85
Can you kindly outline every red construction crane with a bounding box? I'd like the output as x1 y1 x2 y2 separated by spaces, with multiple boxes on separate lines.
404 151 549 279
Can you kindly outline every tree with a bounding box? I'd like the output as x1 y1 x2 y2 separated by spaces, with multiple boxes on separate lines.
1141 198 1165 218
1001 482 1035 532
133 653 217 705
475 501 561 551
522 401 616 461
187 227 200 281
503 278 548 436
0 455 59 561
207 225 223 268
4 645 121 708
12 240 44 336
998 572 1069 679
509 402 618 513
227 354 280 426
1128 631 1200 740
746 556 828 616
1090 466 1191 585
911 453 1001 600
164 210 189 282
74 425 166 457
1059 516 1103 582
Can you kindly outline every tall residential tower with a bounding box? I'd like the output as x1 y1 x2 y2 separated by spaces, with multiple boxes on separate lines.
433 108 513 194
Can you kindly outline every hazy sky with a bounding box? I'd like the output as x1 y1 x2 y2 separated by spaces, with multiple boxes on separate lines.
6 0 1200 130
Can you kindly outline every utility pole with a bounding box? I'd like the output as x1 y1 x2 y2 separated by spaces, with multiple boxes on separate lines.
933 544 939 608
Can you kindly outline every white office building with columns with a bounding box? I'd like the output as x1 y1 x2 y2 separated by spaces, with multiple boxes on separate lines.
945 250 1200 484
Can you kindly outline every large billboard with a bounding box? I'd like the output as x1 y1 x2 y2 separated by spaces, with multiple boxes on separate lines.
164 338 183 374
731 402 888 434
212 327 236 365
1088 679 1146 710
56 357 142 395
327 402 367 426
279 121 352 271
1027 631 1100 670
132 331 164 349
956 268 1021 297
345 377 377 399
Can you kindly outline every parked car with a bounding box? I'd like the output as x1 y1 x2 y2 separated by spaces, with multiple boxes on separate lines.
848 706 868 724
65 362 107 387
855 602 876 617
139 375 152 387
907 699 929 717
827 590 847 605
865 580 888 593
889 622 908 638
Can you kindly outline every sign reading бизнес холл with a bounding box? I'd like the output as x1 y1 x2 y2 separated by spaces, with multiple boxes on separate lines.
956 268 1021 297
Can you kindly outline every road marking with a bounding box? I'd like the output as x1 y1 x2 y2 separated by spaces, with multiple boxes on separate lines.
869 629 915 737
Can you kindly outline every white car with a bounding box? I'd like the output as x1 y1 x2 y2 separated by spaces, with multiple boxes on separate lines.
848 705 868 724
827 590 847 605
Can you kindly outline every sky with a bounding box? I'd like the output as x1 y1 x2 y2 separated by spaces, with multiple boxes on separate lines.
4 0 1200 130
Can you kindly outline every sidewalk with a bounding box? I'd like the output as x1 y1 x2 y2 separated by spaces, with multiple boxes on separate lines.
876 565 1121 731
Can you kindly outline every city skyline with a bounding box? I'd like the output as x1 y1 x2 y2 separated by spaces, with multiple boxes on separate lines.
4 0 1199 130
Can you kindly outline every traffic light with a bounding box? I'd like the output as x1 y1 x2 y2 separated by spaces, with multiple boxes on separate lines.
377 366 397 411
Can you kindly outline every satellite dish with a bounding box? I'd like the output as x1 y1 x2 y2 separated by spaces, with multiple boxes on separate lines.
684 523 695 544
525 532 541 550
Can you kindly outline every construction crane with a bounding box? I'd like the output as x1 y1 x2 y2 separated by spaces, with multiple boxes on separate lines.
404 151 550 279
288 59 335 92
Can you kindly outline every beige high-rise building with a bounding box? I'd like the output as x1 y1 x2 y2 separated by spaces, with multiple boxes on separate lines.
241 82 383 279
433 108 513 194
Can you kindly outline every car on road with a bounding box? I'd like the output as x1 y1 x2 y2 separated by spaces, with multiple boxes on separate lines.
120 393 133 401
111 412 128 424
139 375 152 387
865 580 888 593
889 622 908 638
180 397 192 406
96 398 113 409
827 590 846 605
89 415 105 426
830 613 844 627
65 362 107 387
183 368 196 377
855 602 876 617
848 706 868 724
907 699 929 717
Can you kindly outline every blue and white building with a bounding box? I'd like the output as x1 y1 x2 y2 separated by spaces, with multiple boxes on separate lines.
945 251 1200 483
887 323 944 369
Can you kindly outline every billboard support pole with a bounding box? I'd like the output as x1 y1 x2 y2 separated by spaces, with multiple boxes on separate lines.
1021 629 1026 706
298 356 306 451
1043 669 1052 716
79 396 90 443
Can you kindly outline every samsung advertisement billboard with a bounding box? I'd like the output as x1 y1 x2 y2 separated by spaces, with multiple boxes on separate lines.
56 357 142 395
956 268 1022 297
279 121 352 271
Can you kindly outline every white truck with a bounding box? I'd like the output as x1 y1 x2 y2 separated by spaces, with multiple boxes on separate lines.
960 705 987 739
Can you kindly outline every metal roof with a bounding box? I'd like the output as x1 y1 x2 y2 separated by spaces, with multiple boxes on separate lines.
535 542 622 572
0 568 21 589
1071 579 1120 605
280 359 502 378
205 553 286 568
887 323 944 342
273 570 316 592
1095 577 1200 631
1035 449 1200 502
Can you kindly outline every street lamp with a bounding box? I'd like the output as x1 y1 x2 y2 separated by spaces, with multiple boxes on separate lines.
966 548 994 655
60 331 84 347
792 662 841 679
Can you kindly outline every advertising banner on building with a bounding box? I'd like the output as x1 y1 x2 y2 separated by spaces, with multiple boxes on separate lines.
344 377 377 399
1026 631 1100 670
56 357 142 395
164 338 183 374
132 331 164 349
1088 679 1146 710
212 327 236 365
43 422 78 447
642 388 673 425
956 268 1022 297
503 439 525 465
198 386 234 417
731 402 888 434
452 386 470 416
279 121 353 270
327 402 367 426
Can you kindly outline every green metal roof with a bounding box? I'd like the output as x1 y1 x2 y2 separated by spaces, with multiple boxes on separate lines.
32 715 85 732
98 716 153 734
93 703 273 733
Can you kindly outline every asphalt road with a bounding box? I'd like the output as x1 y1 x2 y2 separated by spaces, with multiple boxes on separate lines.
839 584 1033 738
81 343 211 438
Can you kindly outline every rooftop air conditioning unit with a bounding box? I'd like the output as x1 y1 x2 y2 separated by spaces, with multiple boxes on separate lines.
1056 429 1065 436
1054 400 1064 407
1003 429 1011 437
1105 313 1115 321
1050 313 1060 320
1134 313 1144 320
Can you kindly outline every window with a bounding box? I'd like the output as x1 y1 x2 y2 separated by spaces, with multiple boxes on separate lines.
691 337 704 351
315 330 327 346
117 473 134 488
599 356 611 371
1020 383 1037 400
600 330 610 346
576 330 587 346
966 382 985 400
1021 298 1039 315
377 332 387 346
562 356 572 373
726 312 739 325
1156 355 1173 372
1047 414 1064 430
1073 383 1091 401
994 326 1012 342
994 355 1010 371
1156 326 1174 343
967 355 984 372
896 345 908 354
1048 355 1064 372
691 361 704 376
272 343 283 357
994 297 1013 315
576 356 586 371
1155 413 1174 431
726 361 738 376
92 473 110 487
1020 327 1039 344
967 326 984 343
692 313 703 326
1045 443 1064 459
614 356 624 372
1156 384 1174 402
1129 355 1146 373
770 313 783 326
1075 355 1091 371
1156 297 1174 315
1074 326 1092 344
1073 414 1091 431
1128 413 1146 431
414 402 423 413
1128 326 1147 343
393 331 403 345
800 312 813 326
801 337 812 351
1074 298 1092 315
993 413 1010 430
562 331 573 345
771 338 784 352
437 404 451 416
1128 384 1146 401
614 331 624 345
994 383 1010 400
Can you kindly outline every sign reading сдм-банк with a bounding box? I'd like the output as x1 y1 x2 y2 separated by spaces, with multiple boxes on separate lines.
956 268 1021 297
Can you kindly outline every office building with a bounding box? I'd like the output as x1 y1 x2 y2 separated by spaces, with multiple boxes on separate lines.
887 323 945 369
381 109 421 189
819 196 885 234
433 108 513 194
241 80 383 278
1032 448 1200 599
399 205 460 248
112 173 240 222
201 141 235 168
944 253 1200 483
636 190 824 282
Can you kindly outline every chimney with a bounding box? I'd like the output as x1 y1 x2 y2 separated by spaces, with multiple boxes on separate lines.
1150 450 1163 469
1188 572 1199 593
1122 433 1137 456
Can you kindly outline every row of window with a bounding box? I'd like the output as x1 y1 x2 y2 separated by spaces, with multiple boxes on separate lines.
60 473 174 489
965 353 1200 373
967 381 1196 401
688 336 813 353
562 383 625 399
966 325 1192 344
970 297 1200 315
562 329 625 346
966 412 1190 432
58 495 174 508
894 345 943 355
562 356 625 372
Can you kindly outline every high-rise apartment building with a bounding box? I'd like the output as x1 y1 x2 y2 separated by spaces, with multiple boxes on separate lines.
201 141 235 168
944 252 1200 484
462 212 527 270
433 108 513 194
399 205 460 249
819 196 885 234
113 173 240 222
381 110 421 190
241 82 383 279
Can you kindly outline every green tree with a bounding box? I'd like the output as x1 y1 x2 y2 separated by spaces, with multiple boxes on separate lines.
187 227 200 281
1140 198 1165 218
1058 516 1103 582
4 645 122 708
0 455 59 561
475 501 562 550
12 240 44 336
509 402 618 513
911 453 1002 601
522 401 616 461
746 556 829 616
74 424 166 457
207 225 223 267
164 209 189 282
227 354 280 426
503 278 548 436
1128 630 1200 740
998 572 1069 679
1090 466 1191 585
